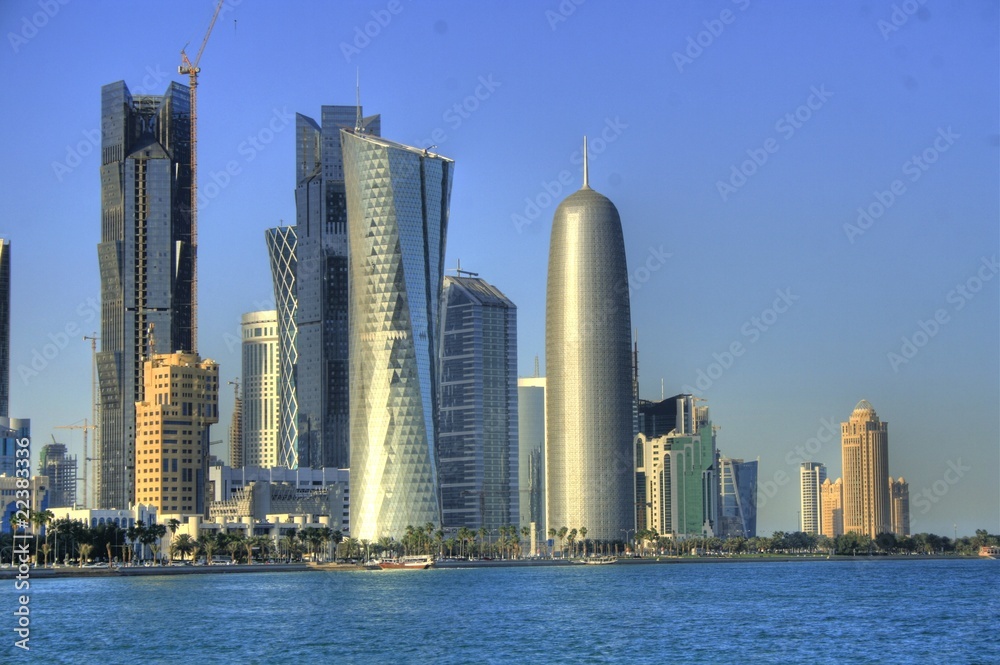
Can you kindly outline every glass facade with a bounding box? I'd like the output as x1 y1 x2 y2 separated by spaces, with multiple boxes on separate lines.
97 80 192 509
295 107 380 470
799 462 827 535
718 457 757 538
517 378 545 536
439 276 518 532
265 225 299 469
342 130 452 541
546 181 634 542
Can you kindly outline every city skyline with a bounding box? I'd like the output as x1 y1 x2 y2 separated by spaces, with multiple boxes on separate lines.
2 1 996 535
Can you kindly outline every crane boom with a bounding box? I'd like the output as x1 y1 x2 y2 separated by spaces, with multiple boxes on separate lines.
178 0 225 354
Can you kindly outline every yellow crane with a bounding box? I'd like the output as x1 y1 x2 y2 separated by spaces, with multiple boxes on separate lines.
178 0 225 353
55 419 95 508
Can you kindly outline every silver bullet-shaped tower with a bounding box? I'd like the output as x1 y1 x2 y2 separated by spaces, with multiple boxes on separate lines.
545 139 635 543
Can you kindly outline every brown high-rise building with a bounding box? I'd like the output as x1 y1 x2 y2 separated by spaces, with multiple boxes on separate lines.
889 477 910 537
841 400 890 538
134 352 219 516
820 477 843 538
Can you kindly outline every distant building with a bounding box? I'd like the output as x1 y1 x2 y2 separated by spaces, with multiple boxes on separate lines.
229 390 243 469
265 225 299 468
841 400 890 537
820 477 844 538
0 239 9 418
517 377 546 541
241 310 279 468
97 80 194 510
800 462 827 535
438 275 518 532
638 394 696 439
0 417 29 476
718 457 757 538
635 396 718 538
889 477 910 537
0 475 47 532
134 352 219 516
343 129 452 541
38 443 78 508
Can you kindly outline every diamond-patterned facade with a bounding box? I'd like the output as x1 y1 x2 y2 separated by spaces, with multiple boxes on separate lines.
266 225 299 469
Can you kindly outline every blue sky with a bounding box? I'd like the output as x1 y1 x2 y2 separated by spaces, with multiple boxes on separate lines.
1 0 997 536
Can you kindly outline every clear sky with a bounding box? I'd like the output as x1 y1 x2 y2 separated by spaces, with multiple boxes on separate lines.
1 0 997 537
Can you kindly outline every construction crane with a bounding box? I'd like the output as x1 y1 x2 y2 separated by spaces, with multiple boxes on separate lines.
55 419 95 508
84 333 100 507
178 0 225 353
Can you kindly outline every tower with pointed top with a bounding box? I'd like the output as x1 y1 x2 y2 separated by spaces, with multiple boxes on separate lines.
841 399 890 538
545 138 635 543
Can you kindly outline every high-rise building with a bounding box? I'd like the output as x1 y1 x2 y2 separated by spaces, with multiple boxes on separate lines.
134 352 218 515
820 477 844 538
295 107 380 471
841 399 891 537
800 462 827 534
0 417 28 477
638 394 697 438
438 275 518 532
265 225 298 468
38 442 78 508
0 239 9 418
517 376 546 540
889 477 910 537
718 457 757 538
229 389 242 469
241 310 279 468
546 142 634 543
342 129 452 541
634 396 718 538
97 80 193 509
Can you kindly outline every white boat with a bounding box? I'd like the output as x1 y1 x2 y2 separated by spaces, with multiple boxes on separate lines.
378 555 435 570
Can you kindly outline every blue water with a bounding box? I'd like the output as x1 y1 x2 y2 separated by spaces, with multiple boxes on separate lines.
7 559 1000 664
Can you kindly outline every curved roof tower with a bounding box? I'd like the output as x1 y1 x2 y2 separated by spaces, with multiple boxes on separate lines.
545 138 635 542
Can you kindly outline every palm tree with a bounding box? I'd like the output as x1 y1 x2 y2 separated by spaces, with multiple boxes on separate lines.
175 534 195 562
31 509 54 566
567 529 578 558
521 526 531 557
477 527 488 557
548 527 558 558
199 532 217 565
579 527 588 557
143 524 167 565
226 533 246 564
77 543 93 566
557 526 568 558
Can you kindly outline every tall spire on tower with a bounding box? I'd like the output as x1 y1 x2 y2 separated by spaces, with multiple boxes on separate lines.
582 135 590 189
355 68 363 133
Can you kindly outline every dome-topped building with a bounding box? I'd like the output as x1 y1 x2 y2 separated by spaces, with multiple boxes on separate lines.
841 399 891 538
545 138 635 543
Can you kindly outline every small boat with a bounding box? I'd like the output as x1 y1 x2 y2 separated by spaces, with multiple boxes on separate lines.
378 555 435 570
584 556 617 565
979 546 1000 559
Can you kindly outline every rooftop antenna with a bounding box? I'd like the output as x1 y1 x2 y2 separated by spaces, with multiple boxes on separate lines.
355 68 363 133
582 135 590 189
450 258 479 278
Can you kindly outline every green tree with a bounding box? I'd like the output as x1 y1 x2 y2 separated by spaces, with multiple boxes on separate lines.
175 534 196 562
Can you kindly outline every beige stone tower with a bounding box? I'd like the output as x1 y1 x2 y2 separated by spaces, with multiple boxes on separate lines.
841 400 890 538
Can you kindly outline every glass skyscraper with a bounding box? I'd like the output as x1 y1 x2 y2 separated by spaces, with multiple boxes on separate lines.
439 275 519 532
294 107 380 470
342 129 452 541
718 457 757 538
265 225 299 469
97 80 193 509
517 377 546 538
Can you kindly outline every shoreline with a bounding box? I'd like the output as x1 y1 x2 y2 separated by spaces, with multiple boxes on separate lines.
1 554 983 580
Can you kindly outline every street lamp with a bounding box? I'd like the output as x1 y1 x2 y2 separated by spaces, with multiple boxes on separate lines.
621 528 635 556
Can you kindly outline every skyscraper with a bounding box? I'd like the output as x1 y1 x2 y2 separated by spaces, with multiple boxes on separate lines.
841 399 891 537
295 107 380 471
241 310 279 468
517 376 546 540
0 239 9 418
342 129 452 541
38 442 78 508
134 351 218 515
546 141 634 543
438 275 519 532
800 462 827 534
820 477 844 538
97 80 193 509
719 457 757 538
889 477 910 537
265 225 298 468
